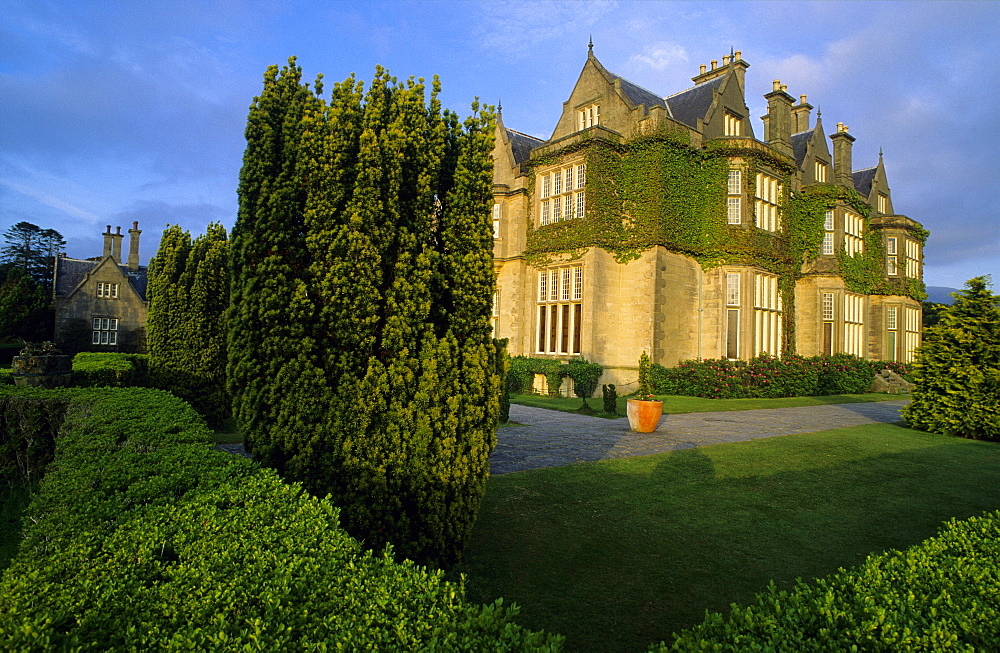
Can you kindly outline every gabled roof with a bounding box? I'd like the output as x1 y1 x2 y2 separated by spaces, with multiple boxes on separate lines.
54 257 149 301
665 76 725 129
506 128 544 165
614 75 668 114
852 167 877 197
791 130 813 169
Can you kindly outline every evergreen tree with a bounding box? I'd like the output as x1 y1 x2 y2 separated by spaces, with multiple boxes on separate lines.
0 264 52 342
229 61 499 566
1 221 65 290
903 276 1000 441
148 223 230 427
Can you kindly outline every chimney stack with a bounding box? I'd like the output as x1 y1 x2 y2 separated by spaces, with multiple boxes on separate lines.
791 94 813 133
103 225 114 259
128 221 142 271
829 124 856 188
764 79 794 158
111 226 124 263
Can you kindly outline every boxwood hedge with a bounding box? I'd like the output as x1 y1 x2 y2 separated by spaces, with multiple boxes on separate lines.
657 510 1000 650
0 386 562 650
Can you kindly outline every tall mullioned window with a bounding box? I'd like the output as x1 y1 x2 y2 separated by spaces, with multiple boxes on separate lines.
538 163 586 226
821 292 835 356
814 161 828 183
822 210 835 255
886 236 898 275
904 307 920 362
754 172 782 232
537 266 583 355
843 293 865 357
754 273 782 356
727 169 741 224
905 239 920 278
492 203 501 239
886 305 898 361
726 272 741 359
844 210 863 257
724 112 742 136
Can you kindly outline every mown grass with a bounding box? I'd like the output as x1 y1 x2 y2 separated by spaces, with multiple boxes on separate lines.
454 423 1000 651
510 391 905 417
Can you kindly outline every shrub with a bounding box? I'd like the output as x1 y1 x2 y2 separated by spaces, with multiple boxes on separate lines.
659 511 1000 650
814 353 876 395
509 356 566 396
0 369 11 386
903 276 1000 441
71 352 148 387
0 386 561 650
565 358 603 406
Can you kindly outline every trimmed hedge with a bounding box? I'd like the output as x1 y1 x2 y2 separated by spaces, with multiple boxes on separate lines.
651 354 885 399
509 356 603 399
0 387 562 650
0 368 11 385
657 510 1000 650
71 352 149 387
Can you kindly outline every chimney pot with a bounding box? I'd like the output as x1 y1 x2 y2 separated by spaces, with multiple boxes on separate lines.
133 221 138 229
723 55 730 65
800 94 807 104
106 225 112 234
711 60 717 70
773 79 781 91
699 64 706 74
734 50 742 60
115 226 121 235
780 84 787 92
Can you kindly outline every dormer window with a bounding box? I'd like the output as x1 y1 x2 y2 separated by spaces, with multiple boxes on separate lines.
877 193 888 213
578 104 600 130
724 112 742 136
814 161 828 183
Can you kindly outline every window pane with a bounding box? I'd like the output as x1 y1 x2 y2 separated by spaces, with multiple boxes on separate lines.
93 318 101 329
92 331 101 345
102 318 109 330
538 306 547 352
109 332 118 345
110 319 118 330
573 303 582 354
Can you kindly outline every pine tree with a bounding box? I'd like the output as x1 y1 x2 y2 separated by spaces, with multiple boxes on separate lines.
229 62 500 566
148 223 230 427
1 221 64 291
903 276 1000 441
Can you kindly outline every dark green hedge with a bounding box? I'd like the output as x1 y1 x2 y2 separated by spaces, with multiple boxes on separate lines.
0 368 11 386
651 354 885 399
71 352 149 387
0 387 561 650
508 356 603 398
657 511 1000 650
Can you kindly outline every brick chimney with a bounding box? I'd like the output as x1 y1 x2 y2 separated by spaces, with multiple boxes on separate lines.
111 226 124 263
127 221 142 271
764 79 794 158
830 123 856 187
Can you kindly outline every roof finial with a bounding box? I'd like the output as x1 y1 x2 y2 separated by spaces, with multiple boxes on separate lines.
588 35 593 53
879 147 884 159
730 46 735 58
497 98 502 114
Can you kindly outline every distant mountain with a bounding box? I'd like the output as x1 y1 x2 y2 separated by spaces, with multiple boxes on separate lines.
925 286 961 304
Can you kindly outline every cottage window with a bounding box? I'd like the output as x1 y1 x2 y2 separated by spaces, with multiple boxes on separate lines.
97 282 119 299
92 317 118 346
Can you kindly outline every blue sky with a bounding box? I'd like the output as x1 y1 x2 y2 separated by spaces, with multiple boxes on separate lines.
2 0 998 290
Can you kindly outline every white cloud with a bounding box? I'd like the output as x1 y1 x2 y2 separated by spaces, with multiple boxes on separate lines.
627 41 688 71
475 0 618 58
0 179 103 224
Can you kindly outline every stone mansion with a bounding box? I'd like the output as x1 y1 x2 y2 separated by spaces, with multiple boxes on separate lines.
490 46 926 388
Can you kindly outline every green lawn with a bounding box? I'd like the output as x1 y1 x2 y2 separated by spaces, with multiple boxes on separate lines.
453 423 1000 651
511 391 905 417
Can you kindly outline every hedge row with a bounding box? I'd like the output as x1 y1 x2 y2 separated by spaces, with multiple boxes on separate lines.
651 354 908 399
508 356 603 399
0 387 562 650
658 510 1000 650
70 352 149 387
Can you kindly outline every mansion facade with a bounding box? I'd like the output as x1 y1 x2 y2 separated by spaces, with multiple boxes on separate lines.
490 46 926 388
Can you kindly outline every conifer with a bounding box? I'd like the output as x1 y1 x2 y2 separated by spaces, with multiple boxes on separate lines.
230 61 500 566
903 276 1000 441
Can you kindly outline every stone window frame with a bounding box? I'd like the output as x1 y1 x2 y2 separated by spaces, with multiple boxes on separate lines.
536 265 583 356
92 317 119 346
97 282 119 299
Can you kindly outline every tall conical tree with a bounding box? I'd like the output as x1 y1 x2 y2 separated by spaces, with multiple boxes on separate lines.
229 61 500 567
148 223 230 426
903 276 1000 441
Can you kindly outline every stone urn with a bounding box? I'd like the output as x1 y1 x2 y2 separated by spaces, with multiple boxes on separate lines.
627 399 663 433
11 342 72 388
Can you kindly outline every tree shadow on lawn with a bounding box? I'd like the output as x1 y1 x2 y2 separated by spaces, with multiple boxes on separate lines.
458 426 1000 652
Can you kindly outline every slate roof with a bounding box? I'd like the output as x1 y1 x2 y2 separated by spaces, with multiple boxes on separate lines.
791 130 813 169
852 167 877 197
54 257 149 301
506 128 544 165
665 76 725 129
614 75 668 114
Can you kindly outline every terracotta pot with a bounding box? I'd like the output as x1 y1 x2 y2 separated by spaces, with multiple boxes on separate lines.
627 399 663 433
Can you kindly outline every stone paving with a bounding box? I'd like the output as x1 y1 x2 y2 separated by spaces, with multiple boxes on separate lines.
217 400 910 475
490 400 910 475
